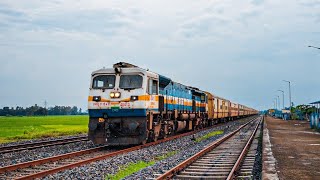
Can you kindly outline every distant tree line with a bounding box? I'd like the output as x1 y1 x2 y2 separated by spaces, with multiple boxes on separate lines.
0 104 87 116
290 104 317 120
293 104 317 115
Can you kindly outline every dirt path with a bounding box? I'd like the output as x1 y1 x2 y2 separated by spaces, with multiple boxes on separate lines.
265 116 320 180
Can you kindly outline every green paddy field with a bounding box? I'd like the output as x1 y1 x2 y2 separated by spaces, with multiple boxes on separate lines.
0 115 89 143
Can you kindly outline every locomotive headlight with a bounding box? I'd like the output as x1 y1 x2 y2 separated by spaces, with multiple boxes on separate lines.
115 92 121 98
110 92 115 98
130 96 138 101
93 96 101 102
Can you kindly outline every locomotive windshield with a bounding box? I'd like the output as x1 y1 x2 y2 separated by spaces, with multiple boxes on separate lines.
92 75 116 89
119 75 143 90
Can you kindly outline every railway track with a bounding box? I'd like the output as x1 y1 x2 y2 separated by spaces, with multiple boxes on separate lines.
0 136 89 154
156 116 262 180
0 116 257 180
0 145 111 179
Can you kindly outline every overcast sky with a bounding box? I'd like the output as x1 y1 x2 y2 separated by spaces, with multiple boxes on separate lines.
0 0 319 111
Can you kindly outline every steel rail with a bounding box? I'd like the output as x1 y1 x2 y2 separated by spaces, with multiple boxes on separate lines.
0 136 88 154
156 116 258 180
6 116 256 180
226 117 262 180
0 146 107 174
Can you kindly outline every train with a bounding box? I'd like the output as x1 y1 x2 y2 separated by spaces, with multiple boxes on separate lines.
88 62 258 145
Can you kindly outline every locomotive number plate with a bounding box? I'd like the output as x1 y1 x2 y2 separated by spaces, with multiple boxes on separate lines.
120 102 132 109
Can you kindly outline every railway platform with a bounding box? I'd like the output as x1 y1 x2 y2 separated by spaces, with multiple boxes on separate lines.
262 116 320 180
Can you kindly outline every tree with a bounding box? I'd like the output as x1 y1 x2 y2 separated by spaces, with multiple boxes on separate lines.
0 105 86 116
71 106 78 115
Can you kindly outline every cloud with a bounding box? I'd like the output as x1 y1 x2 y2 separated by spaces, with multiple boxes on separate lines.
179 14 231 39
299 0 320 7
0 4 24 17
251 0 265 5
0 5 137 38
31 10 133 36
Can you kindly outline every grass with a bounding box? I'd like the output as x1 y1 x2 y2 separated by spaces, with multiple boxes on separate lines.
155 150 178 161
195 130 224 142
0 115 88 143
106 151 179 180
106 161 155 180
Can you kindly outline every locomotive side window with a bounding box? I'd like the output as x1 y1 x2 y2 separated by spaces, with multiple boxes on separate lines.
120 75 143 90
152 80 158 94
92 75 115 89
148 79 158 95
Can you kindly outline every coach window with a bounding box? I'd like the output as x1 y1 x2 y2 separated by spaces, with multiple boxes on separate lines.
201 95 206 102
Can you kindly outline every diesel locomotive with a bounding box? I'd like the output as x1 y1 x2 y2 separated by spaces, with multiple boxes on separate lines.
88 62 257 145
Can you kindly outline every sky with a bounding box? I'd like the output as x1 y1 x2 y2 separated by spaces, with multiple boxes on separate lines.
0 0 319 111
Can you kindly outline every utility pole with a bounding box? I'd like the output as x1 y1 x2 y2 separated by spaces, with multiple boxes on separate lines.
275 98 278 110
277 95 280 110
44 100 48 116
283 80 292 111
278 90 285 109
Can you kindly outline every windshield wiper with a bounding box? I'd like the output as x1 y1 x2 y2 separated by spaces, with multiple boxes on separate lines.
123 88 135 90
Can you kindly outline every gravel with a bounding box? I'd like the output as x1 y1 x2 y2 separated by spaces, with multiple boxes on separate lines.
252 119 264 180
44 117 254 180
0 134 86 148
0 134 98 167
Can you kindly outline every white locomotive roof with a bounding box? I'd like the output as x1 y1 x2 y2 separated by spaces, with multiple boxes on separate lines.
92 62 158 77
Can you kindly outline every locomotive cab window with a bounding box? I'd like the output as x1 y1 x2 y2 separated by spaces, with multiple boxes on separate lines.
92 75 116 89
120 75 143 90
